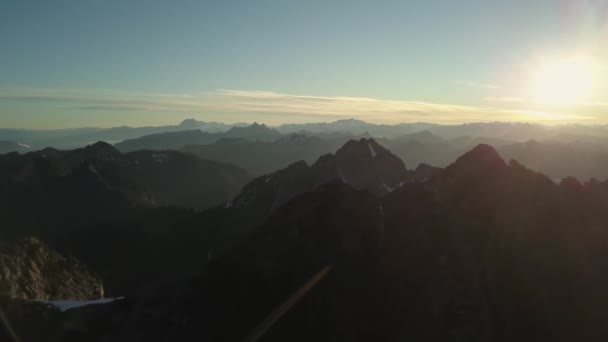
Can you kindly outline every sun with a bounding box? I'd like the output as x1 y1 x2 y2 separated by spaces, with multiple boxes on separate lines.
530 57 595 105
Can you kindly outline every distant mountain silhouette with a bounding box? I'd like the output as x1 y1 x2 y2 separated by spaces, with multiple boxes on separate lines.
0 120 240 150
381 134 510 169
390 130 444 144
498 139 608 181
276 118 438 138
177 118 246 132
116 123 608 182
114 130 220 152
223 122 282 141
8 119 608 151
115 123 283 153
10 119 608 185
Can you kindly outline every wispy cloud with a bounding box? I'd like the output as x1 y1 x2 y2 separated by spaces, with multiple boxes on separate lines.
0 88 595 124
206 89 592 123
454 80 501 89
484 96 526 103
70 105 144 111
484 95 608 108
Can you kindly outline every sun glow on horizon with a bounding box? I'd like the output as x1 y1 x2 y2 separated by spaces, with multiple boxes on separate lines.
530 56 596 106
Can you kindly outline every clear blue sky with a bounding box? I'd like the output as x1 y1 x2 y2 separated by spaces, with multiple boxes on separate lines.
1 0 607 128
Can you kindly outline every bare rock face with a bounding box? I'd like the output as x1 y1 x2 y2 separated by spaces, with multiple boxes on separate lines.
0 237 103 300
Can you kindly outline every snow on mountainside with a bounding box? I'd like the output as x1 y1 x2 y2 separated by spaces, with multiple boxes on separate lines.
44 297 124 312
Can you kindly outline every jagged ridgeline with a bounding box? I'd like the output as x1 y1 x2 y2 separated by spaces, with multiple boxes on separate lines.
2 139 608 341
8 121 608 181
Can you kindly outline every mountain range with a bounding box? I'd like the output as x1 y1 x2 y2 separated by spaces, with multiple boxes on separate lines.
1 142 250 215
3 133 608 341
0 119 245 150
6 118 608 150
0 138 411 296
8 119 608 181
3 141 608 341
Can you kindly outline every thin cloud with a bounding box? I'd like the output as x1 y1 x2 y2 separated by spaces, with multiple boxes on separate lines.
484 96 526 103
484 96 608 108
208 89 592 123
454 81 501 89
0 88 595 124
70 105 144 111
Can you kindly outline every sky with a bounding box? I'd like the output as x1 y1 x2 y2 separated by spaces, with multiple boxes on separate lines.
1 0 607 129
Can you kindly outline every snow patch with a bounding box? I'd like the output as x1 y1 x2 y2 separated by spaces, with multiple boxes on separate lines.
380 177 398 192
44 297 123 312
338 168 347 183
265 177 272 183
382 182 393 192
17 143 31 148
88 163 98 175
368 143 377 158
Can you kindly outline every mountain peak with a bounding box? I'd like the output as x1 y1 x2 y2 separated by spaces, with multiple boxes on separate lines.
225 122 281 141
462 143 503 162
60 141 125 168
179 118 202 127
335 138 386 160
317 138 408 195
229 122 272 132
88 141 115 150
84 141 121 156
447 144 506 174
250 122 268 129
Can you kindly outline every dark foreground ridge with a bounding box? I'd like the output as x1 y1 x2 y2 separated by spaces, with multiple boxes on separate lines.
3 143 608 341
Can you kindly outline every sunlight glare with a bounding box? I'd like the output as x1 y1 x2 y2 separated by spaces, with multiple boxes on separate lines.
530 56 595 105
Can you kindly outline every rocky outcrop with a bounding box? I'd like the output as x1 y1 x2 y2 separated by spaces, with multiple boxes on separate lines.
0 237 103 300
